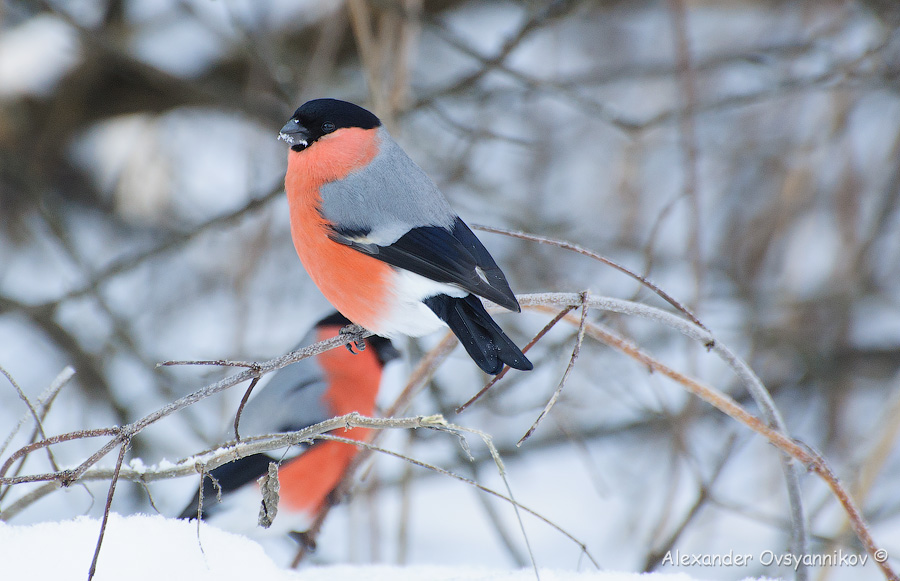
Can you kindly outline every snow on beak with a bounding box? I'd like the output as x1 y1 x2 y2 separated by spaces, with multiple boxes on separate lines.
279 119 311 150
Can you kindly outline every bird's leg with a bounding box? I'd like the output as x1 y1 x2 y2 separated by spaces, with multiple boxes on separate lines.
288 530 317 555
339 324 367 354
289 488 340 566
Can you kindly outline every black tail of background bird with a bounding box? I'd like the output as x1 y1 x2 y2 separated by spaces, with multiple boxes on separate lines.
178 453 274 520
424 294 533 375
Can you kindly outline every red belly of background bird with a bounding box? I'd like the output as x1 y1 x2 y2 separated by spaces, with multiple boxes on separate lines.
278 324 380 514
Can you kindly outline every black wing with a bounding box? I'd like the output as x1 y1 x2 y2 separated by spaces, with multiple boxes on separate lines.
331 217 520 312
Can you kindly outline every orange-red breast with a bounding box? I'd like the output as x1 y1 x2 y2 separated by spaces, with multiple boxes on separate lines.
178 311 399 530
279 98 532 374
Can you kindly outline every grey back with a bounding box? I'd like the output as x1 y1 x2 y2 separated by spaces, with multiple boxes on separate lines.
319 127 456 245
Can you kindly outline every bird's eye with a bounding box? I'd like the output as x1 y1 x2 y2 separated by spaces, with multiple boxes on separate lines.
322 121 336 133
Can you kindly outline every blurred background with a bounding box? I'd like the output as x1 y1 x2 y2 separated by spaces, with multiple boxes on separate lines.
2 0 900 579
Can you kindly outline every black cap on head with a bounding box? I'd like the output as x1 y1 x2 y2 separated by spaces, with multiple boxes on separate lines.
294 99 381 130
279 99 381 152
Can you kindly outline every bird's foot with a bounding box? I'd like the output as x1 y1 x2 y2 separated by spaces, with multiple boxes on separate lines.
288 530 317 553
339 324 367 354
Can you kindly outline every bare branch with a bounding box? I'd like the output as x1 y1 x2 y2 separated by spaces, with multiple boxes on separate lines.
28 185 284 313
291 332 459 564
471 225 708 331
233 376 261 442
0 366 74 483
316 421 598 572
87 441 129 581
517 291 589 446
0 329 369 490
666 0 705 317
1 293 894 579
0 366 54 459
515 295 894 581
643 435 738 571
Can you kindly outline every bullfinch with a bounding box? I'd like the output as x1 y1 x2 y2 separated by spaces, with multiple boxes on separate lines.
178 311 399 532
278 98 533 375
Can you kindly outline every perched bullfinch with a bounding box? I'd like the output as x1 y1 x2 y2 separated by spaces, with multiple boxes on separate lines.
178 311 399 532
278 98 532 375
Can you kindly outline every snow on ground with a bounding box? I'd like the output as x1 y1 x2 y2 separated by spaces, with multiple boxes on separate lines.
0 514 771 581
0 514 285 581
298 565 714 581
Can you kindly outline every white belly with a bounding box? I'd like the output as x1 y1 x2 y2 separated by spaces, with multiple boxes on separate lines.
373 269 466 337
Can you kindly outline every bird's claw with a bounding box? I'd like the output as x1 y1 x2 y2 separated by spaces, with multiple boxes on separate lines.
339 324 366 354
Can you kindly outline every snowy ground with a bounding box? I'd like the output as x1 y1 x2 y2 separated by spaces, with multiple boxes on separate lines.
0 514 771 581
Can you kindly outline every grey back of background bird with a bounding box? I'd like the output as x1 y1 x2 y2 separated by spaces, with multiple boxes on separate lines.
237 330 331 438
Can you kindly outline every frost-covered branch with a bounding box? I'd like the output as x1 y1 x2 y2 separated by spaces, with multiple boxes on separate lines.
0 328 370 491
2 292 896 580
512 293 895 581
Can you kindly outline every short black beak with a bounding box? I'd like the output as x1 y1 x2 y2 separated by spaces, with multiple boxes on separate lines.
278 119 311 151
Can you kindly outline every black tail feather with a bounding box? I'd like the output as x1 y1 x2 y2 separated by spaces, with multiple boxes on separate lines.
177 453 274 520
424 294 533 375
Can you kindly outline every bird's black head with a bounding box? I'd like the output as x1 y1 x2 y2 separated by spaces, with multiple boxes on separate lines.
278 99 382 152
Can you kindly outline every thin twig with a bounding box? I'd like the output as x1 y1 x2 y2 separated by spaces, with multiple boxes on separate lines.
0 366 75 503
37 367 76 423
87 439 129 581
457 424 541 580
517 292 589 446
29 185 284 312
233 376 261 441
291 332 458 565
0 366 58 472
2 416 432 498
471 224 709 332
157 359 262 368
395 429 415 564
429 378 530 567
513 297 893 581
316 425 594 572
666 0 705 316
643 435 738 571
0 330 370 488
1 428 119 483
0 367 73 457
457 304 576 413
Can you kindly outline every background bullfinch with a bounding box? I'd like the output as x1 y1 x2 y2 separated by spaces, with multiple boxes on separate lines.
178 311 399 532
278 98 532 375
